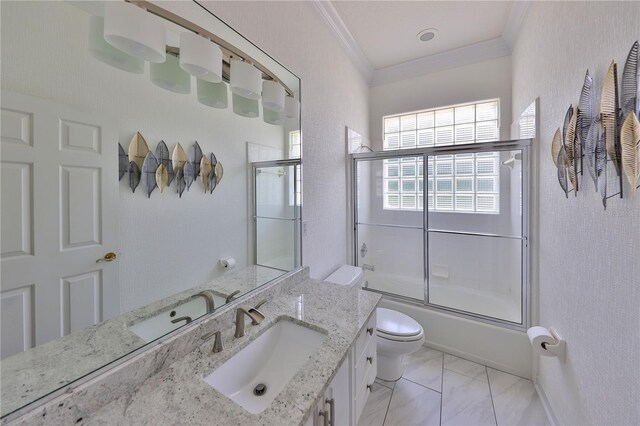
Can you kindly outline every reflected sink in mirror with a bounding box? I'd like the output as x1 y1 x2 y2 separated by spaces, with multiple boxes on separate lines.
203 320 326 414
128 292 228 343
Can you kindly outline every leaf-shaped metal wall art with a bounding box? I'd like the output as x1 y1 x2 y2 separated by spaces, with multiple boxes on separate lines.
155 141 175 186
551 128 562 166
189 141 203 177
562 105 573 143
585 118 600 190
621 41 638 120
141 151 159 198
156 164 168 193
208 168 217 194
621 112 640 196
200 155 212 192
129 161 140 193
128 132 149 170
564 108 579 194
175 167 186 198
577 70 594 149
595 132 607 209
172 143 187 174
183 161 195 190
556 147 569 198
601 60 622 176
215 161 224 185
210 152 218 166
118 143 128 181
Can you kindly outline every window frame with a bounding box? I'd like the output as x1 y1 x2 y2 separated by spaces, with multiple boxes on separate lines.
382 99 501 214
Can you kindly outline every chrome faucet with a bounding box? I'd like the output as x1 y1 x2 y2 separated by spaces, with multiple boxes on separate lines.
192 290 216 313
234 304 265 338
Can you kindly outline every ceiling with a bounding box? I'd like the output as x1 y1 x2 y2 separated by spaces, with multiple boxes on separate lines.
331 1 514 70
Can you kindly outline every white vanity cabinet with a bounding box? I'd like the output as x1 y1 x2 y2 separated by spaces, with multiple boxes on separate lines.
305 310 377 426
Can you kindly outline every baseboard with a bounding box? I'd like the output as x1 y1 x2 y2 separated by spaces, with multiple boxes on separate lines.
534 381 559 426
424 340 530 380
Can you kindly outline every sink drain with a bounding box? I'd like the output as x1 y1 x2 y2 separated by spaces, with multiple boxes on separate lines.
253 383 267 396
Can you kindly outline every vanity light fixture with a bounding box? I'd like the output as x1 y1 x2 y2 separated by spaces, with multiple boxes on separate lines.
103 1 166 63
179 32 223 83
263 108 285 125
230 59 262 100
88 16 145 74
197 79 228 108
261 80 286 112
232 93 259 118
284 96 300 120
150 53 191 94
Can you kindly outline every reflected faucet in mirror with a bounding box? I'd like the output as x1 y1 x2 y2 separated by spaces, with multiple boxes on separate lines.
225 290 241 304
192 290 216 314
170 316 193 325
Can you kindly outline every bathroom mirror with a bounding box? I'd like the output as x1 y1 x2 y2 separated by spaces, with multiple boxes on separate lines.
0 0 301 418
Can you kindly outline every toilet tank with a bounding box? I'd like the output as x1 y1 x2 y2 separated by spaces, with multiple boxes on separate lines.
324 265 364 287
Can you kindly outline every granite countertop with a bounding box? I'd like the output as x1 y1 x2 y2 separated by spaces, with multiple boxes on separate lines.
0 265 285 419
86 279 381 426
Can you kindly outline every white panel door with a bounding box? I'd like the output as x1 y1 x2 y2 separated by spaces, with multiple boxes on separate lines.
1 92 119 358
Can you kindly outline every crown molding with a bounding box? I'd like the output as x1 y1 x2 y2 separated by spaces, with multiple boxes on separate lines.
371 37 511 87
311 0 374 82
503 1 531 49
312 0 529 87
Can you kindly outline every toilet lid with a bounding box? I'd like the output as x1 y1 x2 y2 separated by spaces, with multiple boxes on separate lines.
376 308 422 338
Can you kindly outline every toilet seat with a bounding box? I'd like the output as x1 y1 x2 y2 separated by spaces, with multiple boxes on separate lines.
376 308 423 342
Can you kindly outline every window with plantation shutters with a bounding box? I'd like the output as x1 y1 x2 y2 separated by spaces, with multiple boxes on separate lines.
383 100 500 213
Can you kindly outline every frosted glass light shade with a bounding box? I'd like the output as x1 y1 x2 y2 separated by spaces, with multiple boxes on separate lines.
261 80 285 112
197 79 228 108
230 60 262 100
285 96 300 119
263 108 284 125
103 1 166 63
88 16 144 74
232 93 259 118
150 54 191 94
179 33 222 83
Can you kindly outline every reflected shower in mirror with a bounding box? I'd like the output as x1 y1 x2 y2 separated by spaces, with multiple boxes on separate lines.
0 0 300 418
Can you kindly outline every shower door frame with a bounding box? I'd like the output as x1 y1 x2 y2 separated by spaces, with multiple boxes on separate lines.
251 158 302 272
351 139 531 331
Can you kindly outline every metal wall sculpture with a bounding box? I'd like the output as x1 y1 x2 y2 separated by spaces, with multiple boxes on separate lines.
118 132 224 198
552 41 639 209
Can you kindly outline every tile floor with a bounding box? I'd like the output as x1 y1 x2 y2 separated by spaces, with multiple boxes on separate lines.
358 346 549 426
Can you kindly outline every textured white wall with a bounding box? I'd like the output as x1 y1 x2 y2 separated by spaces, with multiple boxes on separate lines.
201 1 370 279
370 56 512 147
511 2 640 424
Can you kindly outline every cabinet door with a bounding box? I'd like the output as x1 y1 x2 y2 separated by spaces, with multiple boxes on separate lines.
329 351 352 426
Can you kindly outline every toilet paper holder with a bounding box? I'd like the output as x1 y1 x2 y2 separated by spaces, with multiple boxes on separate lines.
527 326 566 362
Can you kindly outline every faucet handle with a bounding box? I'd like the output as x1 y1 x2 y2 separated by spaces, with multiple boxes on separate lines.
254 299 268 310
225 290 241 303
201 330 224 353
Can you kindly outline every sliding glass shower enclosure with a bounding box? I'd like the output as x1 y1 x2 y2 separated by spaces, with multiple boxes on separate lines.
352 140 530 328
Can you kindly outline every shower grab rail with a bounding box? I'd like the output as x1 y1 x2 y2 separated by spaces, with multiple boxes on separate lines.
427 229 526 240
252 216 298 221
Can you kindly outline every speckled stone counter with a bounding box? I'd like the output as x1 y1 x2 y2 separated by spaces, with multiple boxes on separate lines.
0 265 284 420
5 268 380 426
83 279 380 425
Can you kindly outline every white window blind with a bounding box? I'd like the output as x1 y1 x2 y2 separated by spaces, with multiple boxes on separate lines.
383 100 500 213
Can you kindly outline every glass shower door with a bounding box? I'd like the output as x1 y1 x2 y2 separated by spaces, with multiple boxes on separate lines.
354 154 425 301
426 147 527 324
253 160 301 271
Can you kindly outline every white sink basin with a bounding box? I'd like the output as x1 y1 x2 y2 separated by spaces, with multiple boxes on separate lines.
203 320 326 414
128 293 227 342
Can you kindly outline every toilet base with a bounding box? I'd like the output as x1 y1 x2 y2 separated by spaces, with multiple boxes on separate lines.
376 353 404 381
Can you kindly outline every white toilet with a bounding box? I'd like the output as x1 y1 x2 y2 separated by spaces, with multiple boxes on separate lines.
325 265 425 381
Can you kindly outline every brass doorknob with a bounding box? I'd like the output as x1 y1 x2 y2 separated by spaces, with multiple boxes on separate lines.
96 252 117 263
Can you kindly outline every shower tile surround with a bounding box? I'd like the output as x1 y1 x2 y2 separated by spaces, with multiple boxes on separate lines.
3 268 381 425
